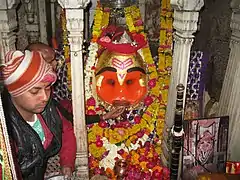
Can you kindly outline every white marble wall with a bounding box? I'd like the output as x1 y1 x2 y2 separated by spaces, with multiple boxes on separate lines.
218 0 240 161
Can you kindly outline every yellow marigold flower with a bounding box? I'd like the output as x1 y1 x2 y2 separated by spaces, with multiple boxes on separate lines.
142 113 151 121
140 162 148 171
131 153 140 165
151 88 160 97
105 128 129 144
147 124 155 132
139 119 148 128
149 71 158 79
91 124 104 136
155 146 162 155
125 139 132 147
129 135 138 142
148 66 156 72
89 143 106 159
87 106 95 110
158 108 166 118
88 131 97 143
153 166 163 172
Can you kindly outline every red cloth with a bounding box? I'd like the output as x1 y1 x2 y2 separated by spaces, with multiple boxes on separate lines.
38 110 76 170
59 99 73 114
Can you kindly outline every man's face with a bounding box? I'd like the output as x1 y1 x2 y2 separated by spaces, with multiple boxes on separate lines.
12 81 51 114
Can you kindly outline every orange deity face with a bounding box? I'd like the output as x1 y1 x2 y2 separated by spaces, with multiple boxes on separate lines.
95 50 147 107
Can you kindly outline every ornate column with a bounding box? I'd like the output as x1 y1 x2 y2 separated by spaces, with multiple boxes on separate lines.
165 0 204 127
23 0 40 43
50 0 57 38
0 0 19 62
57 0 90 178
37 0 48 43
218 0 240 161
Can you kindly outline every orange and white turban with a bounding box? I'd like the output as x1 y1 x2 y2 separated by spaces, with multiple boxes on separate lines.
1 50 57 97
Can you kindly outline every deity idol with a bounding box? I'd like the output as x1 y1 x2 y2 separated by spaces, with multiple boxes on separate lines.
95 26 148 110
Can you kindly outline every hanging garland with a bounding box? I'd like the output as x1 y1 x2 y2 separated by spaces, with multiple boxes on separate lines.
85 3 172 179
60 9 72 92
85 2 110 114
157 0 173 134
0 123 12 180
125 4 170 153
0 96 17 180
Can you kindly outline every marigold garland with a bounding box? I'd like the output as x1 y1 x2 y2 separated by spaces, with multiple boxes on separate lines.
157 0 173 138
0 123 12 180
61 9 72 92
125 5 166 151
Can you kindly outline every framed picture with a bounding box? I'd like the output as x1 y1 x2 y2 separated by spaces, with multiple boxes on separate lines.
182 116 229 180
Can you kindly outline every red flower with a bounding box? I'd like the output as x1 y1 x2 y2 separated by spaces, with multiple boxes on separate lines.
152 169 163 178
163 85 169 89
117 149 124 155
136 130 144 138
98 121 107 128
146 161 155 169
96 106 103 111
144 96 153 106
148 78 157 88
163 167 170 178
96 139 103 147
87 109 96 115
134 116 141 124
87 97 96 106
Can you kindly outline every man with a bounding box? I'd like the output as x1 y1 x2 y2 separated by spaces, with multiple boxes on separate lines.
0 50 76 179
26 42 125 123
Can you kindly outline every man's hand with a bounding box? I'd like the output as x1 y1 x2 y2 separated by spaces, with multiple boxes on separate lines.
102 107 125 120
61 166 72 178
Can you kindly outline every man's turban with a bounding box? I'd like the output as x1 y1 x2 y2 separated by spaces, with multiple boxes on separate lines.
1 50 57 97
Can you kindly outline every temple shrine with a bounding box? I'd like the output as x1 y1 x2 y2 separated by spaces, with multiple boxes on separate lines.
0 0 240 179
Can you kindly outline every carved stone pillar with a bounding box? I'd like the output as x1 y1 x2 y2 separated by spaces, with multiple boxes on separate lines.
57 0 90 178
165 0 204 127
218 0 240 161
0 0 19 62
50 0 57 37
23 0 40 43
37 0 48 43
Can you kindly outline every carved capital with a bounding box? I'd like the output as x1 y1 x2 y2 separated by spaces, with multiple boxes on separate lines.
0 0 20 9
171 0 204 11
57 0 90 9
231 0 240 13
173 11 200 38
65 9 84 51
230 12 240 42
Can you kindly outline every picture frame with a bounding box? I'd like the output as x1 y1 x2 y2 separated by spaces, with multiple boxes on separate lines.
182 116 229 180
